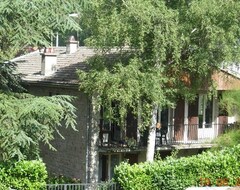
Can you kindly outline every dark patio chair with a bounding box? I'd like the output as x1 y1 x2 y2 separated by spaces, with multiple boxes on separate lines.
160 127 168 144
156 127 168 145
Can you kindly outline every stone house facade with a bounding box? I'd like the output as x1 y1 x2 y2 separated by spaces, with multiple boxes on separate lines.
14 41 99 183
13 38 240 183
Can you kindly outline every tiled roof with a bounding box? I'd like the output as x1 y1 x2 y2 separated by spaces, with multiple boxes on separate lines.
16 46 239 89
13 46 95 85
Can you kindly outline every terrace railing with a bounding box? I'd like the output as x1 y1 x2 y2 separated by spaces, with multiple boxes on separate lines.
156 123 229 146
99 127 147 149
99 123 233 148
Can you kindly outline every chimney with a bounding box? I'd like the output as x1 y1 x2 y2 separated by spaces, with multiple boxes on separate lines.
66 36 79 54
41 48 57 76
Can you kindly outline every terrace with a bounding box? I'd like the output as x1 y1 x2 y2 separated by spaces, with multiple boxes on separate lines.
155 123 229 146
98 123 232 150
98 124 147 151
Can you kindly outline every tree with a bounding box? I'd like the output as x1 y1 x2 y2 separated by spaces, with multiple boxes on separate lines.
0 0 82 60
0 92 77 160
79 0 240 161
0 0 82 160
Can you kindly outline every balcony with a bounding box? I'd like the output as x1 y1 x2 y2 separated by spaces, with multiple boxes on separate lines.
155 124 229 146
98 125 147 150
99 123 233 150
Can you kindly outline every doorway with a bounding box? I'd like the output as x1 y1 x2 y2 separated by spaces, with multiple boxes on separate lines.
99 154 121 181
198 94 215 140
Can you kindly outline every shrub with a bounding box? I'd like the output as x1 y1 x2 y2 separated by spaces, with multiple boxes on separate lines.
0 160 47 190
115 162 153 190
114 145 240 190
0 182 8 190
212 127 240 149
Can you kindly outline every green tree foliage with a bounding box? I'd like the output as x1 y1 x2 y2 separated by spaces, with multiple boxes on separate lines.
0 0 82 60
219 90 240 118
0 61 24 93
0 93 76 160
0 160 47 190
79 0 240 129
0 0 81 160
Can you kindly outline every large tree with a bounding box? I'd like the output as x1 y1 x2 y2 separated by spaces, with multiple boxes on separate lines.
79 0 240 161
0 0 82 160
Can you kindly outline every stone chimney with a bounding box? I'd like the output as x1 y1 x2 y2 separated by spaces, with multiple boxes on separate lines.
41 48 57 76
66 36 79 54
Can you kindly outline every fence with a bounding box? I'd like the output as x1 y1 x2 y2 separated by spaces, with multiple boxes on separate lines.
46 182 118 190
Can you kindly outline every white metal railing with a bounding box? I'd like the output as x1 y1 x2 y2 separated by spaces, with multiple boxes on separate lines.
46 182 118 190
156 124 228 146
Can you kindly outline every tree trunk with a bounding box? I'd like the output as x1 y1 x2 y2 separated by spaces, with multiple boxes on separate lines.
87 96 99 183
146 106 157 162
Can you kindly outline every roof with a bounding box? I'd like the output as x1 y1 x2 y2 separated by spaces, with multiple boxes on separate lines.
14 45 240 90
213 69 240 90
13 46 95 85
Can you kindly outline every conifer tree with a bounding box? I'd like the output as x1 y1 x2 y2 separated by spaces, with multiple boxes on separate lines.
0 0 82 160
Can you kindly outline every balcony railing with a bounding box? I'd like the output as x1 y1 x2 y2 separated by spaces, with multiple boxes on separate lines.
98 126 147 149
99 123 233 149
155 123 229 146
98 134 147 149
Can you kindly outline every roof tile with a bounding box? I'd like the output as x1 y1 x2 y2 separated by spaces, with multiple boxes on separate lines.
13 46 95 85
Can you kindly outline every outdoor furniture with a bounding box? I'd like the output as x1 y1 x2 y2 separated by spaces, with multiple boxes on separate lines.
156 127 168 145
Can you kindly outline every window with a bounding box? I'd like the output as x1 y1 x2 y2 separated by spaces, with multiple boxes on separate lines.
198 94 213 128
99 104 138 146
99 105 121 144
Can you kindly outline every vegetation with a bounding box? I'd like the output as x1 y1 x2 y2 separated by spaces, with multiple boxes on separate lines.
114 145 240 190
0 182 8 190
0 92 77 160
0 0 81 60
212 90 240 149
213 128 240 149
212 122 240 149
219 90 240 119
79 0 240 160
0 1 83 160
0 160 47 190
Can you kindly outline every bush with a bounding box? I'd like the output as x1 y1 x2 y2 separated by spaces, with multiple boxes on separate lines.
114 145 240 190
0 160 47 190
212 127 240 149
115 162 153 190
0 182 9 190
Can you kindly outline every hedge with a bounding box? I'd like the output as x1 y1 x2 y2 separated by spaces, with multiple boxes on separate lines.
0 182 8 190
114 145 240 190
0 160 47 190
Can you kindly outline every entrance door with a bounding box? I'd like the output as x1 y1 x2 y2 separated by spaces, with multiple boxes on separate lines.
100 155 108 181
99 154 121 181
198 95 215 140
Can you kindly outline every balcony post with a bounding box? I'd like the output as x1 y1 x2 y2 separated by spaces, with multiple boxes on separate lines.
184 100 189 142
168 108 175 143
213 96 218 138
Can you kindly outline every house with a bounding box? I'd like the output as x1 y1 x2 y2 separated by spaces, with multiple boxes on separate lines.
13 37 240 183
